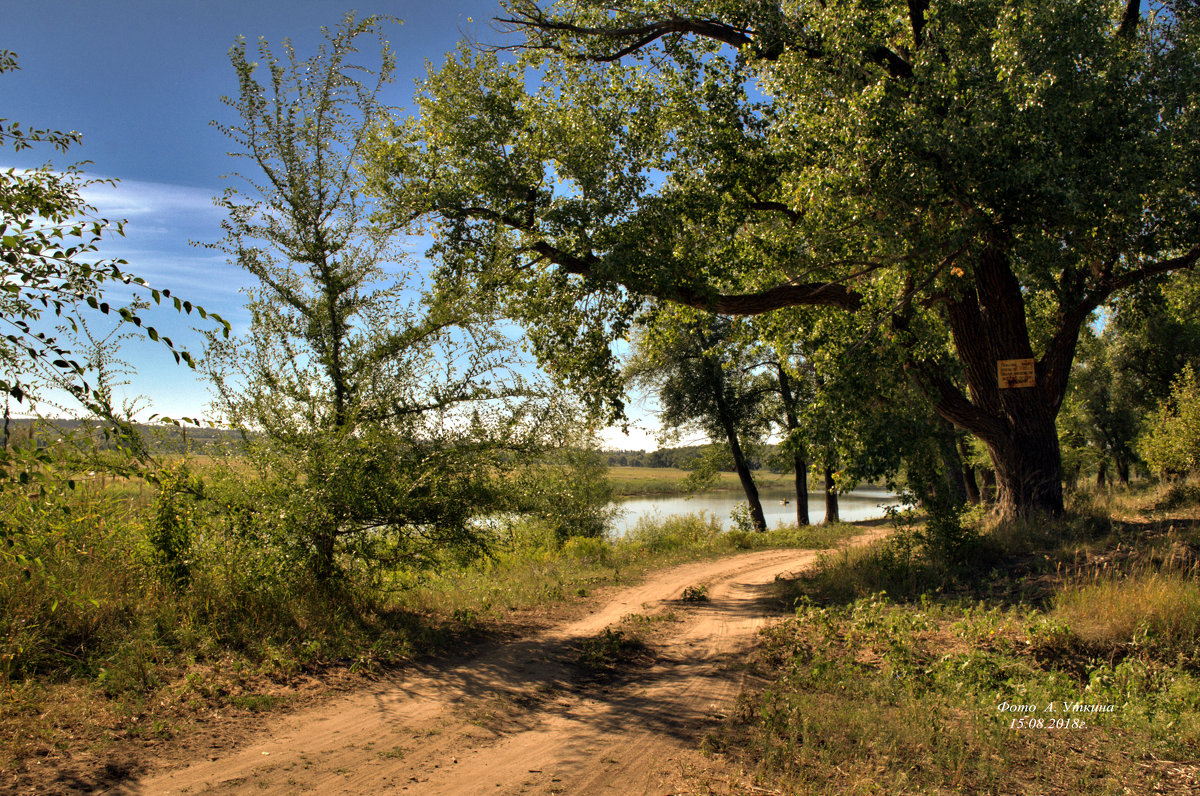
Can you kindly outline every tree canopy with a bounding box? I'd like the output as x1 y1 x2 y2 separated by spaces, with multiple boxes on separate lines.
367 0 1200 517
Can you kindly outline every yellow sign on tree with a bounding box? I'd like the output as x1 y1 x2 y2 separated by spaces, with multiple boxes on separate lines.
997 359 1036 389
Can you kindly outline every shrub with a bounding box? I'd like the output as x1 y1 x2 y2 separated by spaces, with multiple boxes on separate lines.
1140 364 1200 478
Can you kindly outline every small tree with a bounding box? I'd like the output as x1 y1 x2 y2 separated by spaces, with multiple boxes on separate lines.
628 307 772 531
1140 365 1200 479
1 50 222 437
207 15 566 582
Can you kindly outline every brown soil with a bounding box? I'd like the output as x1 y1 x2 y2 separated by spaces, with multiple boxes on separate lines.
123 529 886 795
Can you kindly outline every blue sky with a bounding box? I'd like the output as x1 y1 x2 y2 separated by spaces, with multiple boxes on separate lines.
2 1 665 449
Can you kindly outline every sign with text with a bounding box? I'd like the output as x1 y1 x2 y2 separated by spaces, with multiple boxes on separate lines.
997 358 1036 389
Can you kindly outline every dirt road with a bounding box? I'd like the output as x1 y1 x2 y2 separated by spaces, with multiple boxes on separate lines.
135 531 883 795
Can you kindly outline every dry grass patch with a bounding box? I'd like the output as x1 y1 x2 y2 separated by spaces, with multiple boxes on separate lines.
1054 570 1200 655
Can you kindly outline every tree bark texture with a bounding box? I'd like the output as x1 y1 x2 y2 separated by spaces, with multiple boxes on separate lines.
937 246 1067 518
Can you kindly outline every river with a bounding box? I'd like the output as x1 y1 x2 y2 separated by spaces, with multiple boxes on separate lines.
612 485 902 536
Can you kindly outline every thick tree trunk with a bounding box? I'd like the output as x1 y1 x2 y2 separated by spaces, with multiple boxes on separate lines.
823 465 840 524
776 365 811 526
984 412 1065 517
934 245 1071 518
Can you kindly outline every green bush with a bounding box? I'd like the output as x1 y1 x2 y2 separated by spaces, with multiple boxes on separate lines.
1141 364 1200 478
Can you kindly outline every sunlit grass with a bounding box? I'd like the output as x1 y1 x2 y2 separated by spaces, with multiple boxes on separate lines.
606 465 793 496
1053 569 1200 654
718 484 1200 795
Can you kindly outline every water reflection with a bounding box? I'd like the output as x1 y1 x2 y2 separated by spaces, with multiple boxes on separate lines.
612 486 901 536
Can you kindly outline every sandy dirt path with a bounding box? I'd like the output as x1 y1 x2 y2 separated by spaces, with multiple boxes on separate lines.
134 529 885 795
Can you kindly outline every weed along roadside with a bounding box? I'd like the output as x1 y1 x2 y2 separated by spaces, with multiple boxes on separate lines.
704 484 1200 795
0 498 860 794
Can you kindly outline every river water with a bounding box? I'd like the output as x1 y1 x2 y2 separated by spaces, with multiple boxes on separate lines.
612 485 902 536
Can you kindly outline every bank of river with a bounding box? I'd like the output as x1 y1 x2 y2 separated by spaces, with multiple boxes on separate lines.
612 485 901 536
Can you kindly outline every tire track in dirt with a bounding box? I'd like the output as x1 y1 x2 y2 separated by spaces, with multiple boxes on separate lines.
134 528 887 795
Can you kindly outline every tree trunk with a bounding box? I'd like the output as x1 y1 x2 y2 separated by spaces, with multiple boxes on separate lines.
793 453 810 526
934 245 1070 518
985 415 1065 517
1097 460 1108 489
823 465 840 524
937 417 969 507
716 400 768 532
776 365 811 526
957 437 981 504
729 432 768 532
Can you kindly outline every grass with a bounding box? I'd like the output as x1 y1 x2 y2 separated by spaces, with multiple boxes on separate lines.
607 465 793 497
0 479 854 791
710 483 1200 795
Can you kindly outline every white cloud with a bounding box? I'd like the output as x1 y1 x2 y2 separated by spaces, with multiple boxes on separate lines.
79 178 221 219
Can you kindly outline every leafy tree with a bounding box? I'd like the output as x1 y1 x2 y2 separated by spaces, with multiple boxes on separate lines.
1062 327 1143 485
1060 269 1200 486
1140 364 1200 478
207 15 573 583
368 0 1200 518
627 307 772 531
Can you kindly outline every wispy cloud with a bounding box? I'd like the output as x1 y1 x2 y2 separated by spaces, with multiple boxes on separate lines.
80 178 221 220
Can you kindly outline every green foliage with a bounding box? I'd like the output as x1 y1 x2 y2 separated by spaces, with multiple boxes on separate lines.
511 444 616 541
149 467 200 587
206 15 601 580
1140 364 1200 478
728 501 758 535
576 627 646 671
369 0 1200 516
1 50 224 419
728 590 1200 794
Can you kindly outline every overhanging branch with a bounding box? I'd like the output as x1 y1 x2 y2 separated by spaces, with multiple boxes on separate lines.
528 240 862 314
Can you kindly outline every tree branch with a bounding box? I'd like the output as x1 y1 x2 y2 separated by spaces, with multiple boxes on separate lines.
748 200 805 224
907 0 929 49
1096 245 1200 301
496 3 756 58
528 240 862 314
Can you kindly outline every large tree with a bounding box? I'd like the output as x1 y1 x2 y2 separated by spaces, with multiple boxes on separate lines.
368 0 1200 517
